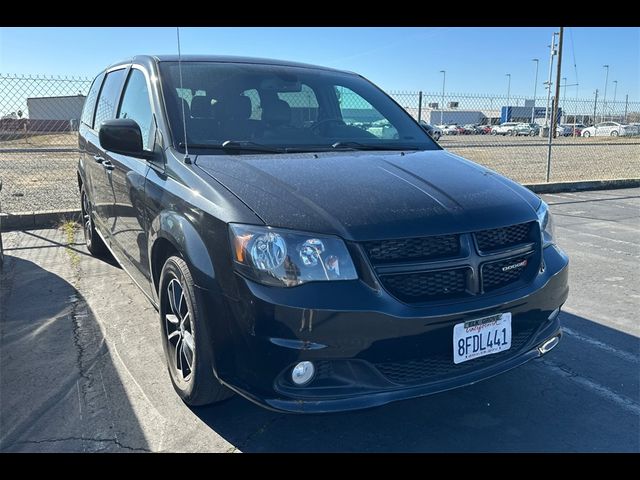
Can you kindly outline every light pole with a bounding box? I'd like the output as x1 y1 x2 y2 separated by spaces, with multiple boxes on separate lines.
562 77 567 122
544 31 559 128
505 73 511 121
602 64 609 121
440 70 446 126
531 58 539 123
612 80 618 121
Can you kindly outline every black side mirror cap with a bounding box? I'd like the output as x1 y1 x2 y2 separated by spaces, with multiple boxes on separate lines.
99 118 153 159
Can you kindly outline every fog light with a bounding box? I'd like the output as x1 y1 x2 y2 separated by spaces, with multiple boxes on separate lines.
291 361 315 386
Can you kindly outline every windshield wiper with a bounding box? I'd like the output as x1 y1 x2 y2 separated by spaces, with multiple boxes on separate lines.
330 141 421 151
178 141 285 154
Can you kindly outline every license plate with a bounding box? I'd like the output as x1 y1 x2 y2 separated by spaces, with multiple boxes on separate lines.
453 313 512 364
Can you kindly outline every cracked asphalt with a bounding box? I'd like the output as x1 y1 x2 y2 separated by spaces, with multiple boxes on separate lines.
1 188 638 452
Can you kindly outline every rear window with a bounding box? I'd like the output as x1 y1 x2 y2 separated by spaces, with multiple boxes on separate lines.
80 72 105 129
94 69 127 130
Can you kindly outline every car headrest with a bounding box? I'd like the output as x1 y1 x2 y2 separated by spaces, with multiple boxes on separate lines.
191 96 213 118
211 95 252 121
262 99 291 126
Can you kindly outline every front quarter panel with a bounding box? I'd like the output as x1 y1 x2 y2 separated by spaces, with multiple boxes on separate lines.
145 149 262 301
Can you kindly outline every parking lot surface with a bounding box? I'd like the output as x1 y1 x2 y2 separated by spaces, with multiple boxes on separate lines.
1 188 638 452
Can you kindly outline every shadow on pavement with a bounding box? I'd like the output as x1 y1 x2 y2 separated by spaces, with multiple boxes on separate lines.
0 252 147 452
194 311 639 452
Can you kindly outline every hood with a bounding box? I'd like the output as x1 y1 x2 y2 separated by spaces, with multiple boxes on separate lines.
194 150 541 241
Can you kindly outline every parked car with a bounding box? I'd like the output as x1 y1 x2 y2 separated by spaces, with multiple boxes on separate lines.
581 122 639 137
78 55 568 413
491 122 520 135
461 124 479 134
513 123 540 136
437 124 459 135
556 124 574 137
418 120 442 141
477 125 492 135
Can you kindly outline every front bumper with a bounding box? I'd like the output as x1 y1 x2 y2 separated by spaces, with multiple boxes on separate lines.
208 244 569 413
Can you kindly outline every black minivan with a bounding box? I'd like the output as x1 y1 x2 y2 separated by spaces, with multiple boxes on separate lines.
77 55 568 413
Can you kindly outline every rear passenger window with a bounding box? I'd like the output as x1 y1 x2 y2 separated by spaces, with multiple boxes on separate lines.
118 69 154 150
94 69 126 130
81 72 105 128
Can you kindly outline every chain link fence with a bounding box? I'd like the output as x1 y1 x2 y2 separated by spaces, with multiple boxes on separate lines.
0 74 93 215
389 90 640 184
1 73 639 217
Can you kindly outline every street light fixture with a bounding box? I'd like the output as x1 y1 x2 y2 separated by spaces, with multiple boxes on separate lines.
440 70 446 126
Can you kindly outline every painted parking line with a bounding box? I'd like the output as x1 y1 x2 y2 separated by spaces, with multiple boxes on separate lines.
562 327 639 364
540 360 640 416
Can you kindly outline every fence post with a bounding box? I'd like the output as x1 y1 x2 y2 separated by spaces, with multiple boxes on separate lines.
546 97 555 183
624 94 628 124
417 91 423 123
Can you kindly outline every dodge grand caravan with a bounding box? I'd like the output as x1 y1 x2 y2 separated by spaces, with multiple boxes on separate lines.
77 55 569 413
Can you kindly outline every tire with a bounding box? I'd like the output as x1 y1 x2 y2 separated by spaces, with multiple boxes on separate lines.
491 130 497 135
159 255 234 406
583 131 591 138
611 130 619 137
80 185 108 257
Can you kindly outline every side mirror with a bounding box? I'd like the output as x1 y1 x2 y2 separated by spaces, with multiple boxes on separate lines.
99 118 152 159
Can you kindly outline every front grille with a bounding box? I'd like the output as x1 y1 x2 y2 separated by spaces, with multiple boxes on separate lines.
375 326 535 385
363 235 459 264
474 222 533 252
482 254 533 292
380 268 469 302
363 221 539 305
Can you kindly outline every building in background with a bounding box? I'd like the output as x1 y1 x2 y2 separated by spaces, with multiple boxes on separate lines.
26 94 86 132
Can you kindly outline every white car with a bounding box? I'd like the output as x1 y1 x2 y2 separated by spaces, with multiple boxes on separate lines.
491 122 519 135
581 122 639 137
437 124 459 135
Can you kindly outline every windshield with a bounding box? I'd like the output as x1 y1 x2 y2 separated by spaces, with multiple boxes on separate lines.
158 61 439 153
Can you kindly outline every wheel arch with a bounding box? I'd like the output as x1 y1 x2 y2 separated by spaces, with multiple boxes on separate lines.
148 211 217 297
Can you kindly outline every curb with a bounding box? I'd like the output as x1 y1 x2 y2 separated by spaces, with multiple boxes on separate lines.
1 209 81 232
1 179 638 232
525 179 640 194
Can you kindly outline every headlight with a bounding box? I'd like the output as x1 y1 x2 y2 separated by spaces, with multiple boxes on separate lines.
536 201 555 247
229 224 358 287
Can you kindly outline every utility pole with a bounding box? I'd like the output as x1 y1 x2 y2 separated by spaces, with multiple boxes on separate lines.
593 89 599 125
440 70 446 126
544 31 559 129
552 26 564 138
602 65 609 122
418 91 423 123
531 58 539 123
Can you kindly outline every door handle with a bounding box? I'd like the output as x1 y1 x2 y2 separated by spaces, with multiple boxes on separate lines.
102 160 115 171
93 155 105 163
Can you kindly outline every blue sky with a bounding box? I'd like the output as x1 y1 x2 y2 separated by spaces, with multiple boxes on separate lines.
1 27 638 101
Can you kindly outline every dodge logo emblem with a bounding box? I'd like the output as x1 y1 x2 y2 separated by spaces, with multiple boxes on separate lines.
501 259 528 272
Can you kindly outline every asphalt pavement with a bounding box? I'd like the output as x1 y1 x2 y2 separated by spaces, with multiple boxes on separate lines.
1 188 638 452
